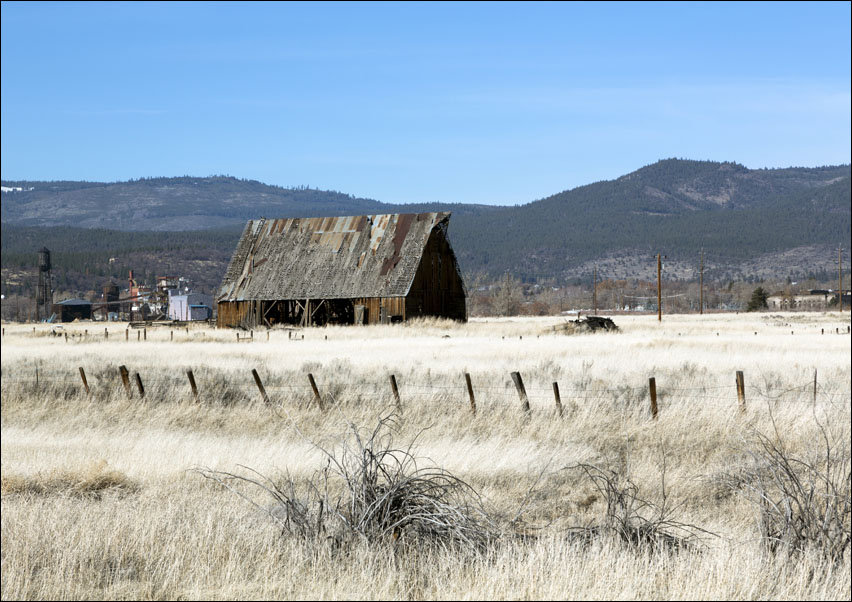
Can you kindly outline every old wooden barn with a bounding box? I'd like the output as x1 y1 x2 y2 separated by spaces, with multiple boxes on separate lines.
217 212 466 328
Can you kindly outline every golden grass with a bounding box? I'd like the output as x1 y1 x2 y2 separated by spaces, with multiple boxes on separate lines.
1 312 850 599
1 459 138 498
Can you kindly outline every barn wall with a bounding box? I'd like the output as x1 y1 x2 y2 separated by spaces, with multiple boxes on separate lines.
405 229 467 321
217 301 250 328
352 297 406 324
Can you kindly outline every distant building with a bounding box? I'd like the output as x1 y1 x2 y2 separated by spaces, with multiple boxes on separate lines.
168 290 213 321
52 298 93 322
767 289 850 310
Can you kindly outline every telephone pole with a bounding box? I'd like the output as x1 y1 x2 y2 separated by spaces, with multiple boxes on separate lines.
840 247 844 312
699 249 704 315
593 265 598 314
657 253 662 322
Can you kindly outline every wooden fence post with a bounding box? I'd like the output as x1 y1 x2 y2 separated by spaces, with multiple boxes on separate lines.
119 365 132 399
134 373 145 398
510 371 531 414
104 328 108 340
252 369 270 404
137 330 141 341
126 329 129 341
465 373 476 415
813 369 817 405
79 367 90 396
389 374 402 411
552 382 563 418
170 330 173 341
736 370 745 413
143 328 147 341
649 377 658 420
308 373 326 412
186 369 199 402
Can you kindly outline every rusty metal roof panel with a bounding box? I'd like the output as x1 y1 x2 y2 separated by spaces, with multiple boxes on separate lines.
218 212 453 301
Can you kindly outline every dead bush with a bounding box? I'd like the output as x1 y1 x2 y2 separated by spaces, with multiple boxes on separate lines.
197 414 499 553
568 462 713 552
737 418 851 564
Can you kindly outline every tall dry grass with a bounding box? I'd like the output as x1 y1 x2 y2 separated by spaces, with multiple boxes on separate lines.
1 313 850 599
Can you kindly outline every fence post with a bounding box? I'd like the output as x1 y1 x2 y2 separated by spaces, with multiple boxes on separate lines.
134 373 145 398
252 369 270 404
465 373 476 415
552 382 563 418
170 330 173 341
104 328 108 340
79 367 90 396
143 328 147 341
137 331 141 341
308 373 325 412
187 369 199 402
813 369 817 405
649 377 658 420
389 374 402 411
126 329 129 341
736 370 745 413
510 371 531 414
119 365 132 399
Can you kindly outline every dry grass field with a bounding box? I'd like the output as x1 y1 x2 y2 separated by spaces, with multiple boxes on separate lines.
2 312 850 600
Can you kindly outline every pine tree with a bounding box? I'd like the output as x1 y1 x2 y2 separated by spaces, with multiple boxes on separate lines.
747 287 769 312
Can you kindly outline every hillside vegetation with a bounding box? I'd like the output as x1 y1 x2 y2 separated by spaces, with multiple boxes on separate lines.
2 160 849 286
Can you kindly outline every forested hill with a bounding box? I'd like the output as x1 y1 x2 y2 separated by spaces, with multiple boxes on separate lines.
447 160 850 279
0 176 495 230
2 159 850 282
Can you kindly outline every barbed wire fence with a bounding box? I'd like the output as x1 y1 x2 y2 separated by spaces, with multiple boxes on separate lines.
3 363 850 420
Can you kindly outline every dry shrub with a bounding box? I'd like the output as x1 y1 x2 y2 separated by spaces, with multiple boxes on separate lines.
1 459 138 498
737 418 851 564
197 414 499 553
568 462 714 552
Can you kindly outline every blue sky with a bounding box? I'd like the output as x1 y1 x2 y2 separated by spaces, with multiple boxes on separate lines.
2 1 850 205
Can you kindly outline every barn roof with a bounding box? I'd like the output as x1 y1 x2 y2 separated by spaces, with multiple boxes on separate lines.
218 212 455 302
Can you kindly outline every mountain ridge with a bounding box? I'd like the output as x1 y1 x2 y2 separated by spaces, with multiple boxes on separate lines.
2 158 849 282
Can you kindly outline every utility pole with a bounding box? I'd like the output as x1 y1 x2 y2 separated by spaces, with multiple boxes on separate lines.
593 265 598 314
504 271 511 316
657 253 662 322
840 247 844 312
699 249 704 315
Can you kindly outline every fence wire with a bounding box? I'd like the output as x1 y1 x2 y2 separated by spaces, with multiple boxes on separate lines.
3 366 850 413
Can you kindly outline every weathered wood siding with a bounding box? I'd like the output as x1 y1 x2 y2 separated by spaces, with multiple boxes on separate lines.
217 300 251 328
352 297 406 324
405 229 467 321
